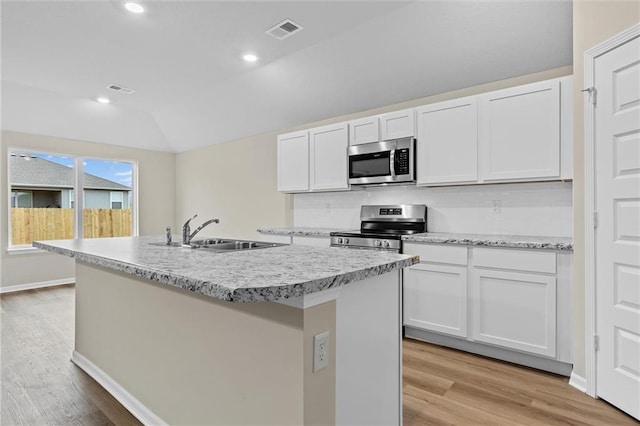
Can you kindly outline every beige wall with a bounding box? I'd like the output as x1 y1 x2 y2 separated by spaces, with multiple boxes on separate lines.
76 262 335 425
571 1 640 378
0 131 176 288
176 66 572 241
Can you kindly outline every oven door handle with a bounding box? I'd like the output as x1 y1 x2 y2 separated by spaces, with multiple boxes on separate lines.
389 149 396 178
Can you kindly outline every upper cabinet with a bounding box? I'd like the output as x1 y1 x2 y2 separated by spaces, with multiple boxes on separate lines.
416 97 478 185
278 76 573 193
349 116 380 146
416 76 573 187
309 123 349 191
277 123 349 193
478 79 561 182
277 131 309 193
380 108 415 140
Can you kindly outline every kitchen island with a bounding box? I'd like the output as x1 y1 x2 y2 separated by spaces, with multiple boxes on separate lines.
35 236 417 426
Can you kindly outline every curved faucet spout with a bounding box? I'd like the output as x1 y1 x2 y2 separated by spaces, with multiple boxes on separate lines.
189 218 220 241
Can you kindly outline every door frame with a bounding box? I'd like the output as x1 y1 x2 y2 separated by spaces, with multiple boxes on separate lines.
583 23 640 398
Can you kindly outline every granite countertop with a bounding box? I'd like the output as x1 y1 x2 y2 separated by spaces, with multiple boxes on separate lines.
257 227 349 237
402 232 573 251
34 236 417 303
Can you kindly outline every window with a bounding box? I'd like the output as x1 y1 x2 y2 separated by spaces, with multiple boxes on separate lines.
110 192 124 209
8 150 137 247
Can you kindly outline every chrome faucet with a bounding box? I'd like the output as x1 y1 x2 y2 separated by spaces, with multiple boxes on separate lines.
182 214 220 246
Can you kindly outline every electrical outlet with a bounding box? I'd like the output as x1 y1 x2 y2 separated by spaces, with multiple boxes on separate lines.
492 200 502 214
313 331 329 372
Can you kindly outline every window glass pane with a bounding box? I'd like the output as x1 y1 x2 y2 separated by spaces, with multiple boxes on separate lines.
83 158 134 238
9 152 75 246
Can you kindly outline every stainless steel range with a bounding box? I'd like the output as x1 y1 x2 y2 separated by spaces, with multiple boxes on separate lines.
330 204 427 253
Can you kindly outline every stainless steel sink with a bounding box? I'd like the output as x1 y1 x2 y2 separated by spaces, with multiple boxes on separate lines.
150 238 287 251
201 241 282 251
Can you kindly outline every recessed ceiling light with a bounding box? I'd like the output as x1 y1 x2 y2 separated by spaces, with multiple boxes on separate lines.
243 53 258 63
96 97 111 104
124 2 145 14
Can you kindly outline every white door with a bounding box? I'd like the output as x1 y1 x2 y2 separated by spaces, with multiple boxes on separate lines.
403 263 468 338
309 122 349 191
595 34 640 420
478 79 561 182
379 108 415 140
277 130 309 193
415 97 478 185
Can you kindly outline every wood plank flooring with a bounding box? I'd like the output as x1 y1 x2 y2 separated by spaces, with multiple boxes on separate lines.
403 338 638 426
1 285 637 425
1 285 142 426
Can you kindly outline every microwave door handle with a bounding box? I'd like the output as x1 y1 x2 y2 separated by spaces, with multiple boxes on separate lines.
389 149 396 178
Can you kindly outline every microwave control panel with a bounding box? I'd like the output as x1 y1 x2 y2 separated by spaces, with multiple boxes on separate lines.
395 148 410 175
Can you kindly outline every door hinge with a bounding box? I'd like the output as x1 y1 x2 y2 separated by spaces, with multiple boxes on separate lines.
594 335 600 351
594 211 598 229
582 87 597 106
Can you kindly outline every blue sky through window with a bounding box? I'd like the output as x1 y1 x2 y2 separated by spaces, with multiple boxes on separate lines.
35 154 133 188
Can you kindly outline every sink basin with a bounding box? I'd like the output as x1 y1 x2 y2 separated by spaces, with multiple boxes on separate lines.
202 241 282 251
150 238 287 252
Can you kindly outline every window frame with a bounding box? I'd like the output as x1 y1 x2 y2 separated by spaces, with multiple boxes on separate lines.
7 147 139 251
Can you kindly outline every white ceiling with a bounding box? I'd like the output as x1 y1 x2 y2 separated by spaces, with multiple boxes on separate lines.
1 1 572 153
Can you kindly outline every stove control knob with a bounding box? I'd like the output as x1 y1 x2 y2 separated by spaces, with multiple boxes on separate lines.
336 237 343 244
344 238 350 244
374 240 382 247
383 241 390 248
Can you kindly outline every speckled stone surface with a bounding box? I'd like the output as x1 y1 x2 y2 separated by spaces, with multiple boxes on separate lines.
257 227 347 237
34 236 417 303
402 232 573 251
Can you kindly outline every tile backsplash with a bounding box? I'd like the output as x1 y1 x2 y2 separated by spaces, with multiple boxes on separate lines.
293 182 573 237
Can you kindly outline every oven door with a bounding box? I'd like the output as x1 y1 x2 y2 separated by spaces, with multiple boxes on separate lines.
348 140 395 185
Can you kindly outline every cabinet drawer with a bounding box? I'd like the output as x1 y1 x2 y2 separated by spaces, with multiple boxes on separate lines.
474 248 556 274
404 243 467 266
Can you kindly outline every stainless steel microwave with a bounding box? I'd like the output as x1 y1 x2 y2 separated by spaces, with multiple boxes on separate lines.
348 137 415 185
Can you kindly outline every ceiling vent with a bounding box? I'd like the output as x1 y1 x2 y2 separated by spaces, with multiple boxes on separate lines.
106 83 135 95
266 19 303 40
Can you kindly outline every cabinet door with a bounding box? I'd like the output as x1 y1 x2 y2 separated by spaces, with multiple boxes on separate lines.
309 123 349 191
479 79 561 182
403 263 468 338
349 116 379 145
277 131 309 193
416 97 478 185
471 268 556 357
380 108 415 140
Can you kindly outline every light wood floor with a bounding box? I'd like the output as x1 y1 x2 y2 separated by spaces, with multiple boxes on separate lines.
1 286 637 425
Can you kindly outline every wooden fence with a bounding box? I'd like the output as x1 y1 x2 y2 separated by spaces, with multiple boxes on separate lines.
11 208 132 245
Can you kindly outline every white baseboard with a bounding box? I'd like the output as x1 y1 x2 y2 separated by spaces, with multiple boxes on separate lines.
0 278 75 294
71 351 167 426
569 371 587 393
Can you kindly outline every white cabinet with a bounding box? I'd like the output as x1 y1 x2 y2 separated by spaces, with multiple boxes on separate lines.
403 243 571 372
380 108 415 140
277 123 349 193
309 123 349 191
478 79 561 182
349 116 379 146
404 263 468 338
471 268 557 357
416 97 478 185
277 131 309 192
403 244 469 338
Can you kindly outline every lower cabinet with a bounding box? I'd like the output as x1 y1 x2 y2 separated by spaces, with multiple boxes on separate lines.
403 243 572 373
471 268 556 357
404 263 468 337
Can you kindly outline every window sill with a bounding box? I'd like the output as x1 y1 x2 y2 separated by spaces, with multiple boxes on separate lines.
6 246 49 255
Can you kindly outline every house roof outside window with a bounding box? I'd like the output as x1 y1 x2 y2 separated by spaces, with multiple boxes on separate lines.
10 155 131 191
